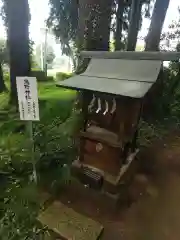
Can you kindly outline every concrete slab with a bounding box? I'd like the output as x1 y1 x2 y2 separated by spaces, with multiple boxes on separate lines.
38 201 103 240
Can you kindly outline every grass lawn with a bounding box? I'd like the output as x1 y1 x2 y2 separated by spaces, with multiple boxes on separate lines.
0 81 77 139
0 81 76 109
38 82 76 100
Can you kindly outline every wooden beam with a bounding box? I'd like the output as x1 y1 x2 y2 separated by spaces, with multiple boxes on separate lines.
81 51 180 61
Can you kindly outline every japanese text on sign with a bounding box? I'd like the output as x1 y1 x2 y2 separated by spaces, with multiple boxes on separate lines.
16 77 40 121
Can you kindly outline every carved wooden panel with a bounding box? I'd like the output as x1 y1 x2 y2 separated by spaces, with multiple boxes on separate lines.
81 139 122 176
83 92 141 144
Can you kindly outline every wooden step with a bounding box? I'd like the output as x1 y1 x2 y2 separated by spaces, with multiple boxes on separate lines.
38 201 103 240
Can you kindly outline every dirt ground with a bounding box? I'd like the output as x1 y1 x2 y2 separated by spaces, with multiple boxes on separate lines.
59 132 180 240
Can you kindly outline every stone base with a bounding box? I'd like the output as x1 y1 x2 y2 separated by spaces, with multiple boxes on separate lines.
60 178 121 213
71 150 139 199
38 201 103 240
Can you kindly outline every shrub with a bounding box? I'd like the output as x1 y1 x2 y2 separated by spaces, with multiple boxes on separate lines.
0 81 79 238
0 133 33 176
46 76 54 82
30 70 46 81
56 72 73 81
0 178 40 239
34 100 78 191
3 71 10 82
31 70 54 82
138 120 169 147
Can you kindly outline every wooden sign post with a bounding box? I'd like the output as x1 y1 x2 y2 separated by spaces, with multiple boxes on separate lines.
16 77 40 183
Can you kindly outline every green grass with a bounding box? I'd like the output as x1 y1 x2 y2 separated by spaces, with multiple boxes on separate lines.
0 81 77 137
38 82 76 100
0 92 10 110
0 81 76 106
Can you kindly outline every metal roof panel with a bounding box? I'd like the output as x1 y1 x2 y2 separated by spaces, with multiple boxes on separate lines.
84 59 161 82
57 75 153 98
57 59 161 98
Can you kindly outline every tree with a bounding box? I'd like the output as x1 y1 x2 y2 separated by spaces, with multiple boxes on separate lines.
0 63 7 92
0 39 9 65
76 0 113 74
79 0 112 51
114 0 125 50
47 0 79 68
36 43 55 67
161 9 180 51
145 0 170 51
127 0 143 51
0 39 8 92
114 0 153 51
6 0 31 104
143 0 170 119
48 0 112 69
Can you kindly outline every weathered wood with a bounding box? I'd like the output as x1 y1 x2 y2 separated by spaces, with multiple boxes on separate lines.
81 51 180 61
38 201 103 240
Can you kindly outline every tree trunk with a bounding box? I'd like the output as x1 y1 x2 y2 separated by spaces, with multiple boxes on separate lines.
145 0 170 51
76 0 112 131
115 0 124 50
143 0 170 120
78 0 112 51
77 0 112 74
6 0 30 105
127 0 143 51
0 63 7 93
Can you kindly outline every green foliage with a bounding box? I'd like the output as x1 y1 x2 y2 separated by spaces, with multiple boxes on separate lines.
31 70 46 81
0 133 33 175
36 43 56 66
139 56 180 147
0 93 6 107
46 76 54 81
47 0 78 54
3 71 10 82
0 132 40 239
0 179 41 240
0 81 79 238
0 39 9 64
56 72 73 81
0 0 8 28
34 105 78 191
0 0 31 29
144 66 180 123
38 82 76 100
47 0 78 69
112 0 153 50
31 70 54 82
160 66 180 118
138 120 169 147
161 10 180 50
29 40 39 69
144 11 180 121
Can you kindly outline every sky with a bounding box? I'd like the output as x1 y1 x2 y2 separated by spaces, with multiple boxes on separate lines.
0 0 180 48
29 0 49 43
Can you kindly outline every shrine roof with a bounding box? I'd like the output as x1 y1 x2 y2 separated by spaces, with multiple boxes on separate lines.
57 58 162 98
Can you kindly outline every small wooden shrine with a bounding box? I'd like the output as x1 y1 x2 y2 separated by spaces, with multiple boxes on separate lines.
57 51 180 199
37 51 180 240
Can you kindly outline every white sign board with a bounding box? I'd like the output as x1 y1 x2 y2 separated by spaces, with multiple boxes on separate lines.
16 77 40 121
